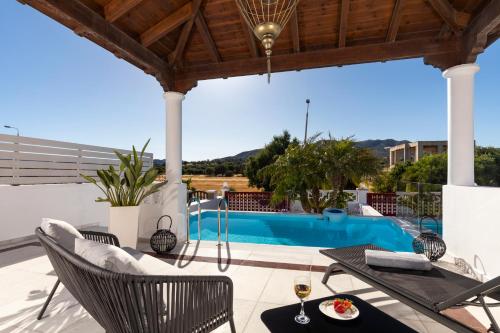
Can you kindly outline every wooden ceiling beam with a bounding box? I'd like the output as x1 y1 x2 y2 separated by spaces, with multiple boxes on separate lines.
239 14 259 58
141 2 193 47
386 0 405 42
462 0 500 62
175 37 458 82
426 0 470 34
486 26 500 48
169 0 203 68
338 0 350 48
104 0 143 23
290 10 300 53
195 12 221 63
22 0 173 91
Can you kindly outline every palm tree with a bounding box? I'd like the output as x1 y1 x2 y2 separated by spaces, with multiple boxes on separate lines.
322 138 381 207
261 136 328 213
263 136 381 212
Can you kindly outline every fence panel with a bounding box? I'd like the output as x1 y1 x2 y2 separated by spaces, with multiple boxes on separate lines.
188 190 209 201
367 192 397 216
225 192 289 212
0 134 153 185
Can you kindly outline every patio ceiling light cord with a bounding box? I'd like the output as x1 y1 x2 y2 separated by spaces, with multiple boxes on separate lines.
235 0 300 83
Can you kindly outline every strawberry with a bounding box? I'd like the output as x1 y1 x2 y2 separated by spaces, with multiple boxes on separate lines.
334 304 346 314
333 298 352 314
343 299 352 310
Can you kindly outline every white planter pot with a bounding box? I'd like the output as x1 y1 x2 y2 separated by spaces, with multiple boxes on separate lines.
109 206 140 249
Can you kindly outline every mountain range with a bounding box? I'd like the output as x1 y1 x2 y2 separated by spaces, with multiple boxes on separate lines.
154 139 409 165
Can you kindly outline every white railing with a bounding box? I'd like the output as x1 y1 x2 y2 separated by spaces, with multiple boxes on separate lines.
0 134 153 185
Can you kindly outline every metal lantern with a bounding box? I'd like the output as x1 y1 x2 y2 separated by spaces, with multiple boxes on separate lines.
412 232 446 262
150 215 177 254
235 0 300 83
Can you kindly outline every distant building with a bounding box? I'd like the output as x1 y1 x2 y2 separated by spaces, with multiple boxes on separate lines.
388 141 447 168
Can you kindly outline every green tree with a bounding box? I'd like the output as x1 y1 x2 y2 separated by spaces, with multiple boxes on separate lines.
264 136 381 212
263 138 328 213
322 138 381 207
245 130 298 191
402 154 447 186
372 161 411 192
475 147 500 186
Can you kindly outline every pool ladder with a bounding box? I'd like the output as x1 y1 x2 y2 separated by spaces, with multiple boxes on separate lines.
418 215 441 235
185 196 201 244
217 197 229 246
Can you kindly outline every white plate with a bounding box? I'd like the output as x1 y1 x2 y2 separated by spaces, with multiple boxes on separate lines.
318 299 359 320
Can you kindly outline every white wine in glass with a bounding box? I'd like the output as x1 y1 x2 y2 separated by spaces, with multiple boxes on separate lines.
294 276 311 324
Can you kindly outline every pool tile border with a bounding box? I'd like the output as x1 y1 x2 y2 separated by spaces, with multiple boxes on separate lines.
145 251 328 272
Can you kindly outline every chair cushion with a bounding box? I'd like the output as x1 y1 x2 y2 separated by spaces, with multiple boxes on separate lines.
41 218 84 252
75 238 147 275
122 247 190 275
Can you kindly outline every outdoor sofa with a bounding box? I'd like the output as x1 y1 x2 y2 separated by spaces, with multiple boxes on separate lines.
36 227 235 333
321 244 500 333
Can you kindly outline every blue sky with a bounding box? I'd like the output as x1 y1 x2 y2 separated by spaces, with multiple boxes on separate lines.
1 2 499 161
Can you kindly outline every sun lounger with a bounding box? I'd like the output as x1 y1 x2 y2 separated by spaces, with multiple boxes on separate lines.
320 244 500 333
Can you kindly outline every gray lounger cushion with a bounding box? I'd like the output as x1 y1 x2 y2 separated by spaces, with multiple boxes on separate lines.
365 249 432 271
41 218 84 252
75 238 147 275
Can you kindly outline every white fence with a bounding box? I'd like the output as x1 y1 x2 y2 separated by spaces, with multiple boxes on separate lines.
0 134 153 185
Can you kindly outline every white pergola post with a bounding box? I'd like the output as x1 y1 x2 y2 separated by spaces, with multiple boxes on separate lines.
162 91 187 241
443 63 480 186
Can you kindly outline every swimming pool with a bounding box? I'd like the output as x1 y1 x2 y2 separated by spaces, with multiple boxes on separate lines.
189 211 415 252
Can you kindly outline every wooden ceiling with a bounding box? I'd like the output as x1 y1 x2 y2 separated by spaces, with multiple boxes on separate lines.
20 0 500 93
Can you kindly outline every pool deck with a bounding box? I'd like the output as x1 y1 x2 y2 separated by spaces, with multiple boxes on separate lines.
1 235 496 333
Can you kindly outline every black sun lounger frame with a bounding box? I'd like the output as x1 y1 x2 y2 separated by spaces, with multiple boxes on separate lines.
320 244 500 333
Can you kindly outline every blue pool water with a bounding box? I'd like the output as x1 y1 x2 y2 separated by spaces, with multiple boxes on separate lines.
189 211 415 252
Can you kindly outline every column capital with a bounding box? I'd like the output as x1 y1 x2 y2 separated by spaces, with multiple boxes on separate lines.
163 91 185 102
443 63 480 79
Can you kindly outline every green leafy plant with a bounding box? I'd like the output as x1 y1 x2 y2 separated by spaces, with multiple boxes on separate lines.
263 135 381 213
81 139 166 206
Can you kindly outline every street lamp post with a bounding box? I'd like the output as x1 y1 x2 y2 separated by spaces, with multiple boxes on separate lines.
303 99 310 144
3 125 19 136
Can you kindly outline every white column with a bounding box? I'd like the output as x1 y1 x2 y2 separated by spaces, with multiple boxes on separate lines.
443 63 479 186
162 91 188 242
164 91 184 182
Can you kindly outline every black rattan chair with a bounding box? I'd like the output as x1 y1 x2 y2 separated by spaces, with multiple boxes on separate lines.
37 230 120 320
36 228 235 333
321 244 500 333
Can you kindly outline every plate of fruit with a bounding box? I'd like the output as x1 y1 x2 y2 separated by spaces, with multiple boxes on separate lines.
319 297 359 320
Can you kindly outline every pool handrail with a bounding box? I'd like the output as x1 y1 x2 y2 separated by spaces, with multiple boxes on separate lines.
218 198 229 246
186 196 201 244
418 215 440 235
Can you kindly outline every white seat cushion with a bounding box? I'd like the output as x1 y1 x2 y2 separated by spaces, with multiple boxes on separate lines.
75 238 147 275
122 247 190 275
41 218 84 252
74 239 190 276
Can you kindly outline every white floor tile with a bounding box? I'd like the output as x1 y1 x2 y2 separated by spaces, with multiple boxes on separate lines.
0 243 490 333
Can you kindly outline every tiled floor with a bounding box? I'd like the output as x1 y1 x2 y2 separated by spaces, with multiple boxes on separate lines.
0 239 494 333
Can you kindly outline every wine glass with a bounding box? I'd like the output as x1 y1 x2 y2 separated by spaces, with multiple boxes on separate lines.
294 275 311 324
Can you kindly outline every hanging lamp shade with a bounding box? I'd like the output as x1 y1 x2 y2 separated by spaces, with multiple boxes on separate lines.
235 0 300 83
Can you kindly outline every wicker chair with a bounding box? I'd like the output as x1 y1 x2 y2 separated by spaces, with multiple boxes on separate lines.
36 228 235 333
37 230 120 320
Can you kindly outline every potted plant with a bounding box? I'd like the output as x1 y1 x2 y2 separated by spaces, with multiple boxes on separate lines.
81 139 166 248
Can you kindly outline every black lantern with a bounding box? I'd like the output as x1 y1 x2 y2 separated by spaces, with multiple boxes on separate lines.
150 215 177 254
412 232 446 262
